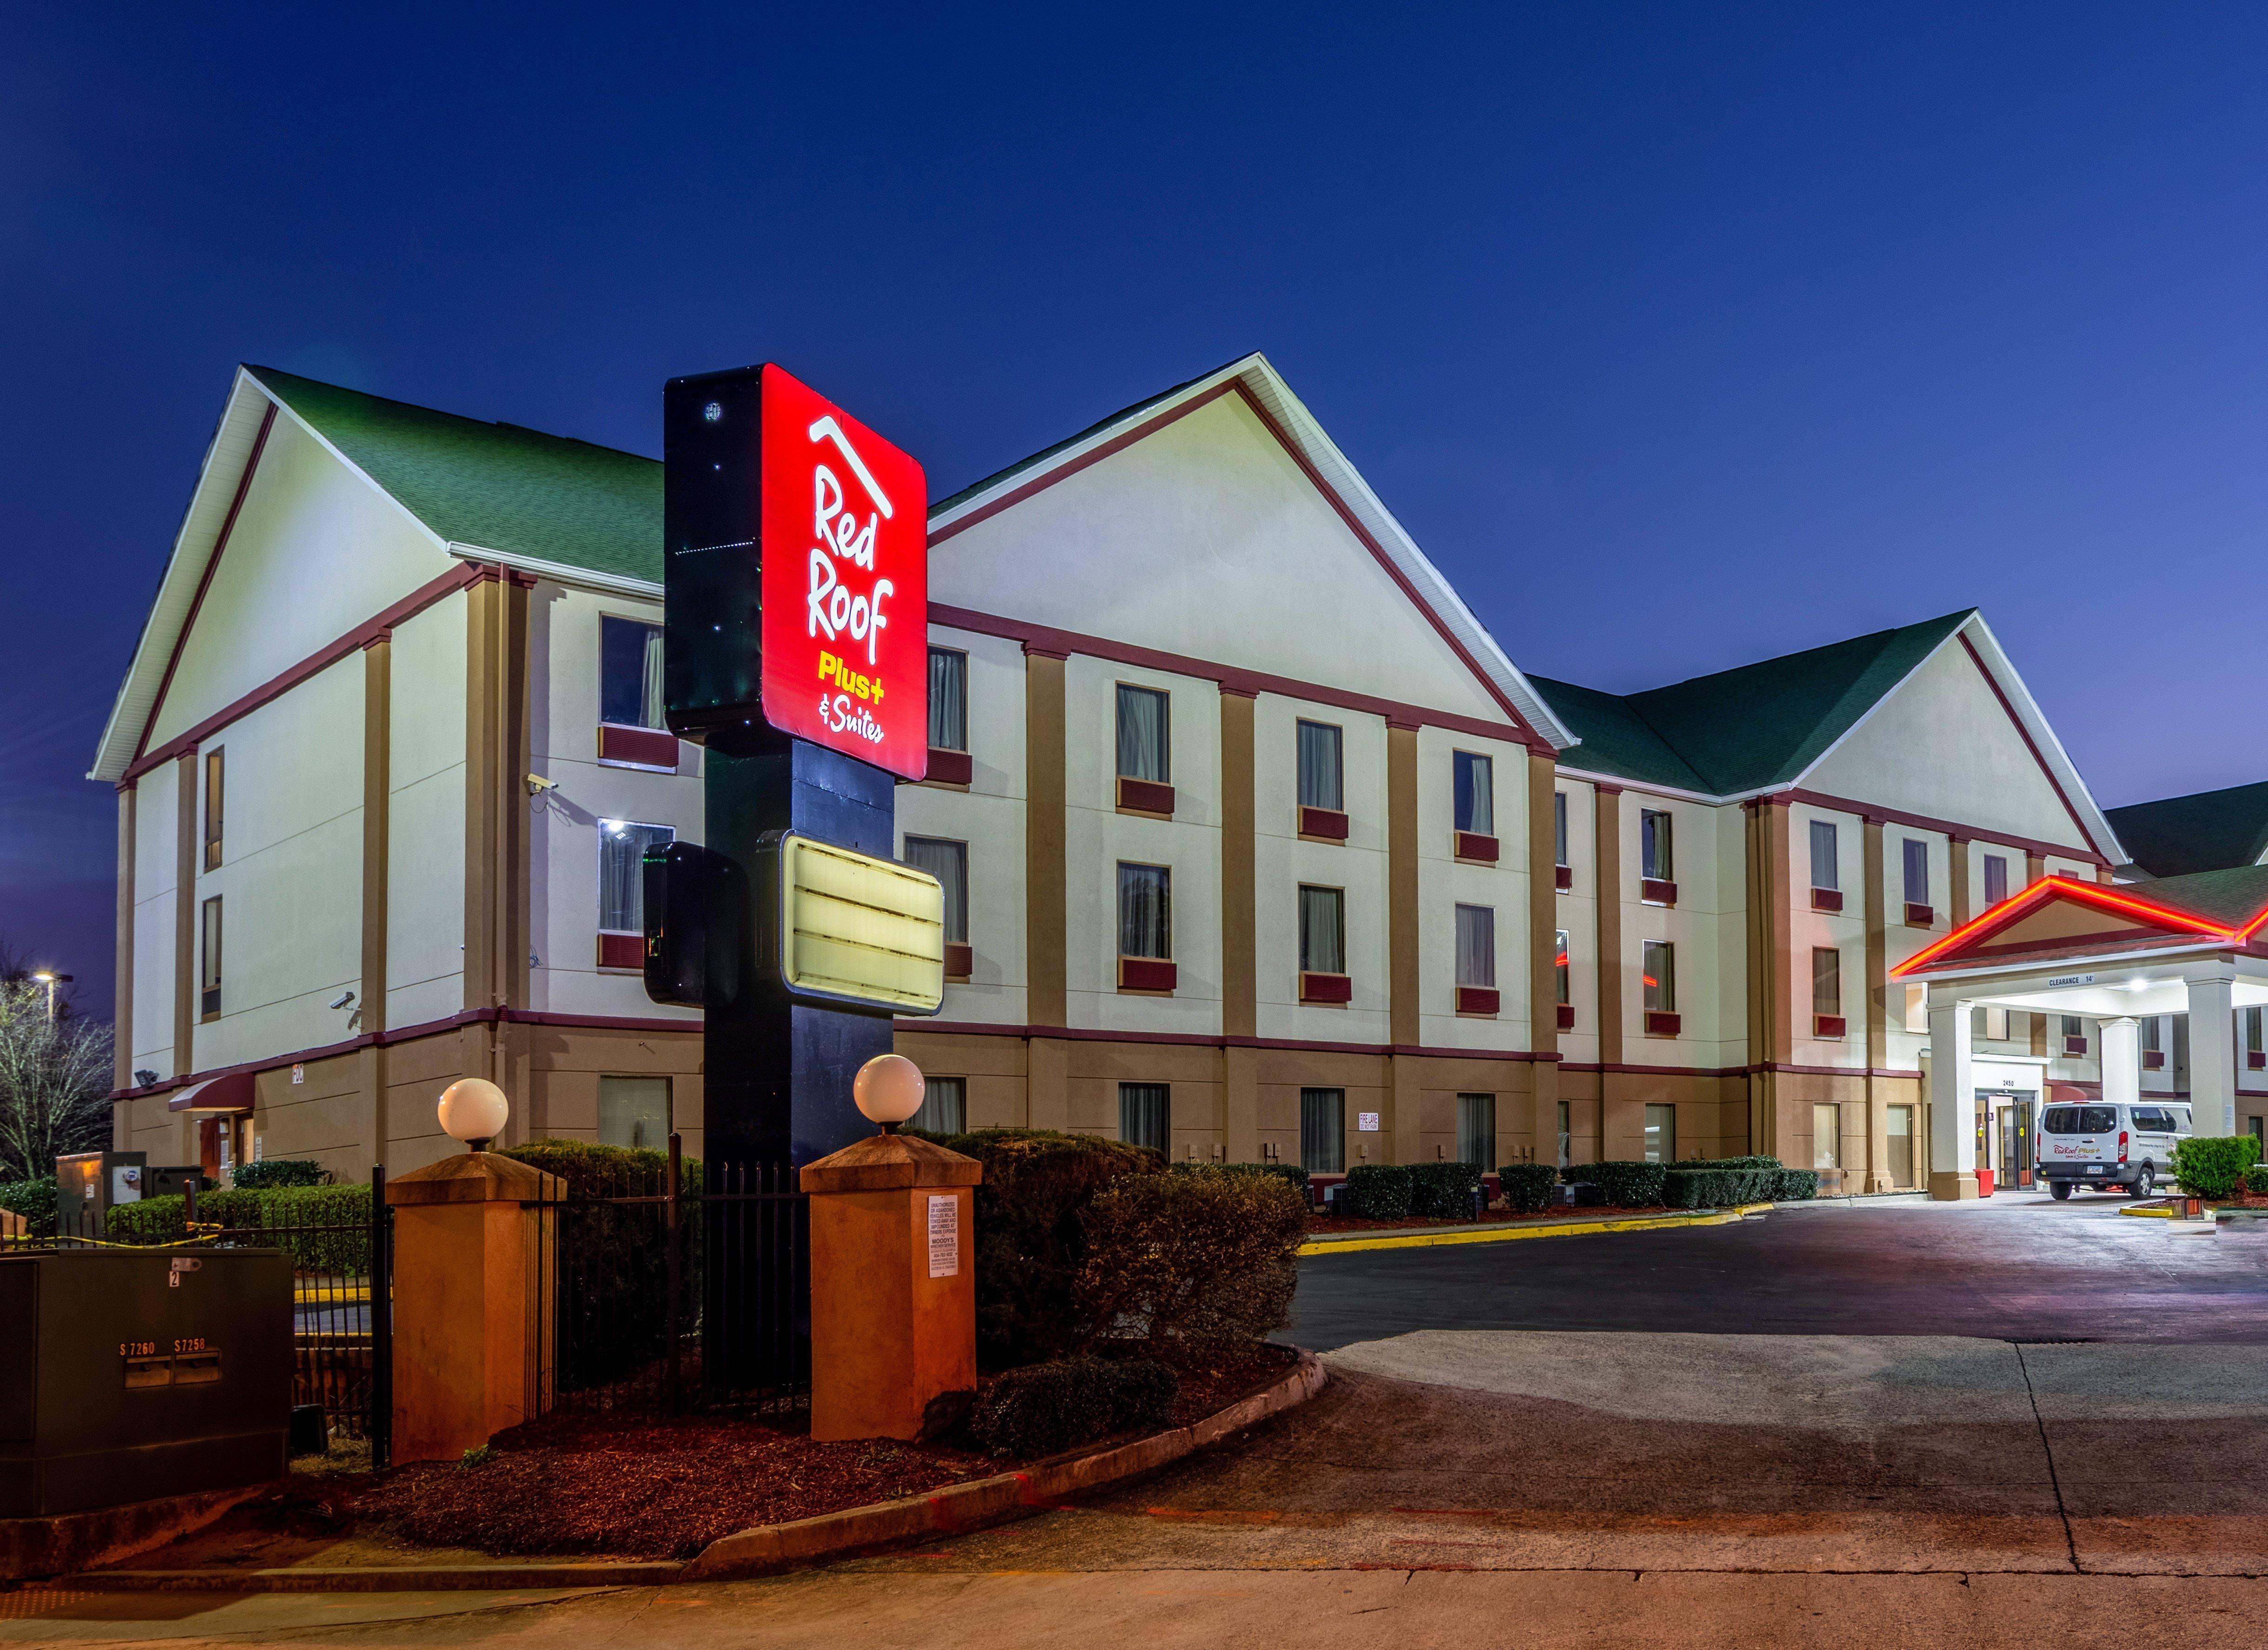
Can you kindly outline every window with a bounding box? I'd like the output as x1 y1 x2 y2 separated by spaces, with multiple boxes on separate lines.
2246 1007 2264 1059
1886 1105 1914 1187
1300 1087 1345 1173
1455 904 1495 988
1555 1100 1571 1169
929 647 968 751
2063 1014 2083 1039
1119 1083 1170 1153
1456 1095 1495 1170
912 1076 966 1136
903 836 968 943
1809 819 1837 892
1812 947 1841 1018
1115 684 1169 782
202 749 224 871
1642 941 1675 1013
1902 838 1930 906
600 821 674 933
1640 810 1673 881
1299 885 1345 974
2142 1017 2162 1056
1905 983 1929 1033
2043 1106 2117 1135
2131 1107 2175 1134
1983 853 2009 906
1554 791 1568 868
1296 720 1343 811
1643 1104 1676 1164
1554 928 1570 1006
1974 1005 2010 1041
1117 863 1171 960
598 1076 670 1150
1454 752 1493 836
198 895 222 1019
1813 1103 1842 1170
600 616 664 729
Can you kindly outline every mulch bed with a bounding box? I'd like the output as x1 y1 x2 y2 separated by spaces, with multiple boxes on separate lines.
324 1340 1296 1561
1305 1205 1673 1233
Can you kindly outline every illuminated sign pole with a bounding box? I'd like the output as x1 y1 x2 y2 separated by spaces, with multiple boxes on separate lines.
655 366 936 1376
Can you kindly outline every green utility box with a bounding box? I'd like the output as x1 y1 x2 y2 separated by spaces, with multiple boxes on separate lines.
0 1248 292 1517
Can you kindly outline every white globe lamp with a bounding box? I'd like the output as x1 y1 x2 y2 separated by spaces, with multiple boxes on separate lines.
853 1054 926 1134
438 1078 510 1152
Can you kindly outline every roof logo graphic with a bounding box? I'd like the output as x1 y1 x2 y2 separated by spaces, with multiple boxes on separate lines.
808 415 894 519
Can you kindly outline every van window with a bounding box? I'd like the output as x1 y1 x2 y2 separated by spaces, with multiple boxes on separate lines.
2043 1106 2116 1134
2131 1107 2175 1133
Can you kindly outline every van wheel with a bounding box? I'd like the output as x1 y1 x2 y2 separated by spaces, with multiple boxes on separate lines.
2050 1181 2072 1201
2132 1167 2154 1199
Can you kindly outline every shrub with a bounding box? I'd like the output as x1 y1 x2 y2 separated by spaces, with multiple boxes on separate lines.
1662 1166 1783 1209
1407 1161 1484 1219
499 1138 700 1197
1581 1161 1669 1207
1075 1170 1306 1350
2172 1135 2262 1199
0 1178 56 1229
1339 1163 1412 1220
1672 1155 1783 1173
1496 1162 1561 1214
230 1159 330 1190
939 1130 1164 1367
1170 1160 1311 1200
106 1185 373 1271
1773 1168 1820 1201
966 1355 1180 1458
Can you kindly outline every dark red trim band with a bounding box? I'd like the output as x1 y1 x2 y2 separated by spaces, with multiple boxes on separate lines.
1774 788 2105 868
892 1019 1562 1063
931 604 1545 752
120 562 489 785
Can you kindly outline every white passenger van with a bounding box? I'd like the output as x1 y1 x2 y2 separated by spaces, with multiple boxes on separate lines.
2037 1101 2191 1200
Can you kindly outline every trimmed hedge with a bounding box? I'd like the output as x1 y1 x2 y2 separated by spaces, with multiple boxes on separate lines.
1496 1162 1560 1214
106 1185 372 1272
1076 1170 1305 1349
1774 1168 1820 1201
1662 1166 1783 1209
1171 1161 1312 1201
2173 1135 2262 1199
966 1354 1180 1458
1579 1161 1668 1207
1340 1163 1413 1221
1406 1161 1483 1219
229 1159 329 1190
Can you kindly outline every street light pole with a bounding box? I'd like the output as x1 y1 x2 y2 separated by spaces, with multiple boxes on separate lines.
29 971 72 1022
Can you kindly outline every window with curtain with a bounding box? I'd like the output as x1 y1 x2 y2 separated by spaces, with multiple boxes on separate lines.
1983 853 2009 905
1455 904 1495 987
2063 1014 2083 1039
598 1076 670 1150
1813 1103 1842 1170
929 648 968 750
600 820 674 932
1454 751 1493 835
199 895 223 1018
2142 1016 2162 1054
1812 947 1841 1017
1641 809 1673 880
1296 720 1343 810
1114 684 1170 782
1905 983 1929 1033
1119 1083 1170 1153
1554 791 1568 867
2247 1007 2264 1056
203 748 225 871
1886 1105 1915 1186
912 1076 966 1136
1299 885 1345 974
1555 1100 1571 1168
1643 1104 1676 1164
903 836 968 943
601 616 665 729
1903 838 1930 905
1809 819 1837 891
1117 863 1171 959
1300 1088 1345 1173
1642 940 1674 1013
1456 1095 1495 1170
1555 928 1570 1005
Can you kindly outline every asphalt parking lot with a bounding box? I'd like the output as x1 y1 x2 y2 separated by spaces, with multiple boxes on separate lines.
1287 1189 2268 1349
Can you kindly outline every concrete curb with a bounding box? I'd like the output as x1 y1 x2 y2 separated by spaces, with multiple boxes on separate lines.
1299 1208 1743 1256
65 1352 1329 1593
3 1484 269 1583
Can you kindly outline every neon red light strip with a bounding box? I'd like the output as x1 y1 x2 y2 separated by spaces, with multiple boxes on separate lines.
1892 874 2248 976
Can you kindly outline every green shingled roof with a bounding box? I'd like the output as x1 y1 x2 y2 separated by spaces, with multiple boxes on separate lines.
1534 611 1975 795
2103 782 2268 879
248 366 663 583
2124 862 2268 929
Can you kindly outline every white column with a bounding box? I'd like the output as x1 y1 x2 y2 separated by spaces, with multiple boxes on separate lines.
2099 1016 2141 1110
2187 973 2238 1137
1928 998 1977 1199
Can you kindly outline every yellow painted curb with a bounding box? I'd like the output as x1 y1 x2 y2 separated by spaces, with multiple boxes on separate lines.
1298 1209 1738 1257
1732 1202 1776 1216
2119 1205 2178 1219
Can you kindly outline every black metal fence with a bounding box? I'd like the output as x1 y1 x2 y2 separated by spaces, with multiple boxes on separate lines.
536 1136 809 1420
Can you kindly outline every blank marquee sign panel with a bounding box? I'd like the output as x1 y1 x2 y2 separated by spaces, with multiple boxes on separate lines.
662 363 930 779
762 834 946 1016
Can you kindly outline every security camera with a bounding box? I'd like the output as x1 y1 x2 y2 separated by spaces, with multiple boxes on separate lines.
134 1068 159 1088
329 990 357 1010
526 773 558 795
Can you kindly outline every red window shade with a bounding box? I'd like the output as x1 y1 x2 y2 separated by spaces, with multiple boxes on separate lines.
1811 888 1844 913
1454 831 1499 863
1814 1014 1847 1039
1300 971 1353 1004
926 747 973 786
1456 986 1499 1016
1117 776 1175 815
1641 879 1677 906
597 932 643 970
1299 806 1349 840
596 723 680 771
1644 1010 1682 1037
1118 957 1177 993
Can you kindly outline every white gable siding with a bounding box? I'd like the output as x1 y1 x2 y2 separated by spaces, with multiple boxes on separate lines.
143 414 452 749
129 758 180 1080
1805 639 2092 853
932 394 1514 726
385 594 467 1029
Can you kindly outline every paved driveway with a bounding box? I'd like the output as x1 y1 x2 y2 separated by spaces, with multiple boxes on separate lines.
1289 1190 2268 1349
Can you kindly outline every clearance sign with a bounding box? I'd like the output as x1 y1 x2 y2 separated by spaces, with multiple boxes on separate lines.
662 364 929 779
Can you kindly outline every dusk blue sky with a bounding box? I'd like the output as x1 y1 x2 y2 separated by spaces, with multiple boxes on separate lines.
7 4 2266 1020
